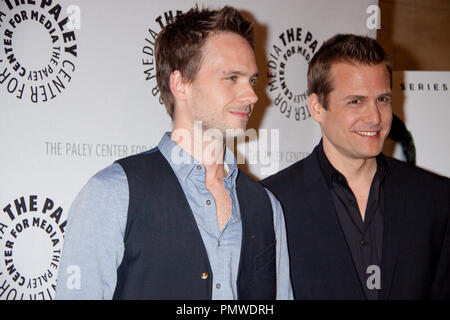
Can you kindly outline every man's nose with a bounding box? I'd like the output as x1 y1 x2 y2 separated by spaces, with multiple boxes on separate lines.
239 83 258 105
364 100 382 125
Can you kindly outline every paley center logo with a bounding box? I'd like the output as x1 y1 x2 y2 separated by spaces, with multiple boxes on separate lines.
0 0 79 103
142 9 183 105
0 195 67 300
267 26 320 122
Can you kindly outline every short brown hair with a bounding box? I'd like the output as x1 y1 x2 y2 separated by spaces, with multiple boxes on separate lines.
155 6 254 119
307 34 391 109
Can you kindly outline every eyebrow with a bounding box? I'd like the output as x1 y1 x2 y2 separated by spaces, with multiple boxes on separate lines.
344 92 392 100
222 70 259 78
344 95 367 100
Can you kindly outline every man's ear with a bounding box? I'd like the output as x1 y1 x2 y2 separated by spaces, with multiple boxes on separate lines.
308 93 325 123
169 70 189 101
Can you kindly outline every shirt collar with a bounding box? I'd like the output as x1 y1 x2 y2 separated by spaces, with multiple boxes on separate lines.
158 131 239 184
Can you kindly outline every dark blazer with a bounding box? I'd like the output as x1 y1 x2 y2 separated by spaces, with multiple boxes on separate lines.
261 145 450 299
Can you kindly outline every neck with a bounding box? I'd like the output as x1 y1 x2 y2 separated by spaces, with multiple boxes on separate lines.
171 121 227 180
322 141 377 185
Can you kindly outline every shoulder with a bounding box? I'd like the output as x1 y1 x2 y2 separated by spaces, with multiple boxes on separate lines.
384 155 449 188
74 162 129 211
65 162 129 245
68 163 129 226
93 162 127 185
115 147 167 176
115 147 159 164
261 153 311 192
237 169 272 197
81 162 129 201
383 156 449 213
237 170 276 216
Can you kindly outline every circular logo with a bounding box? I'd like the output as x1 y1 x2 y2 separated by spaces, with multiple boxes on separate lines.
142 9 183 105
0 195 66 300
267 27 320 122
0 1 78 103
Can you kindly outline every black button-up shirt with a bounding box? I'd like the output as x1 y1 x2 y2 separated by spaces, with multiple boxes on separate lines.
316 142 388 300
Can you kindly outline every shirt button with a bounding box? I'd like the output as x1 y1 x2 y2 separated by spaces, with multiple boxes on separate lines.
201 272 208 280
216 283 221 289
206 199 211 205
196 165 202 170
361 240 368 246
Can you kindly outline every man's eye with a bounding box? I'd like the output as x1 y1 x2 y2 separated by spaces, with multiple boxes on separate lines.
227 76 237 81
348 99 361 104
250 78 257 86
377 96 391 103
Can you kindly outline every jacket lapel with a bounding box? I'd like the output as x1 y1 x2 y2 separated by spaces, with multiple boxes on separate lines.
379 163 405 299
302 150 366 298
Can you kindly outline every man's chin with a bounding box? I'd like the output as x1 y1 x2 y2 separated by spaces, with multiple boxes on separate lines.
358 148 384 160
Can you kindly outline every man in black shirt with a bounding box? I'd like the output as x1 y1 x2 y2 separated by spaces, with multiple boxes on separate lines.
262 34 450 299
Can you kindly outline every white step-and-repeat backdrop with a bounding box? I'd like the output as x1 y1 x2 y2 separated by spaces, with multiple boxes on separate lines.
1 0 447 300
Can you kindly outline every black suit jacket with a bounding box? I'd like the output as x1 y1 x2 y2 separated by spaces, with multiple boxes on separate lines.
262 146 450 299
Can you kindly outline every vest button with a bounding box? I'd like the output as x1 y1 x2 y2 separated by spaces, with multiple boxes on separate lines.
206 199 211 205
201 272 208 280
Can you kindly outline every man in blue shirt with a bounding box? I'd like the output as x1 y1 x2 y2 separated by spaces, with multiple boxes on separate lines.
55 6 292 300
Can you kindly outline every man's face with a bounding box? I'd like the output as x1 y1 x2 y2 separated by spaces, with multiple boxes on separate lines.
185 32 258 135
317 62 392 161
